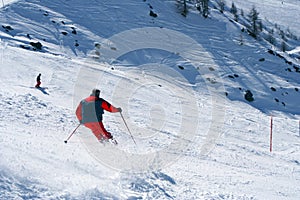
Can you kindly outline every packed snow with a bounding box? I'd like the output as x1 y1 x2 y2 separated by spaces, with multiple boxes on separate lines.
0 0 299 199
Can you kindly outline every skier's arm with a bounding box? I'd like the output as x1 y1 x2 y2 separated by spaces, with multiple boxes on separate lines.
75 103 83 123
101 100 121 113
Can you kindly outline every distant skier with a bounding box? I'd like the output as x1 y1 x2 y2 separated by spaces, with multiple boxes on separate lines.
75 89 122 143
35 73 41 88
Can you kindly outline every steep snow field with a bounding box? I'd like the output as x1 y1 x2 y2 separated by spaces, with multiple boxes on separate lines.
0 0 300 199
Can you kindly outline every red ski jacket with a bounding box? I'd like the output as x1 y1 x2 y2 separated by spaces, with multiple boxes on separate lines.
76 96 119 124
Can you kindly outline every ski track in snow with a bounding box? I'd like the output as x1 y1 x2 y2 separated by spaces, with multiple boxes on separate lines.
0 0 300 199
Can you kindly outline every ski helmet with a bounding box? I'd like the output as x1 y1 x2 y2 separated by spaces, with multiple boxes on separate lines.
91 88 100 97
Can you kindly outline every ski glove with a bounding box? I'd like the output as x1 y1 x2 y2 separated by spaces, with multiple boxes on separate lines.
117 107 122 112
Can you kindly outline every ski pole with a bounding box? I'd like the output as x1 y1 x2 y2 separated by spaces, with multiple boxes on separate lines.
64 123 81 143
120 112 137 145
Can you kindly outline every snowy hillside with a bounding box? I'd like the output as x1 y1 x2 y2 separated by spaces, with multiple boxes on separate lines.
0 0 300 199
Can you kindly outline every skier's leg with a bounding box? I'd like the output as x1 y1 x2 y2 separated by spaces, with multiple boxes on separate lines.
84 122 104 141
35 81 41 88
98 122 113 139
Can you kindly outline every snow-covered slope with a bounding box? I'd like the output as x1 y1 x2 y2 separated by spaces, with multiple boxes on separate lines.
0 0 299 199
224 0 300 36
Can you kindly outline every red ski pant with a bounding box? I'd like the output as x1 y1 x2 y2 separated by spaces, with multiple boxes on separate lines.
35 81 41 88
84 122 112 140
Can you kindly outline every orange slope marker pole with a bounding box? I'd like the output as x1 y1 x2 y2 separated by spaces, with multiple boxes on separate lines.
270 116 273 152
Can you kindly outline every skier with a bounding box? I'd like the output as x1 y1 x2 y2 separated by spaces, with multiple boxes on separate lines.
76 89 122 143
35 73 41 88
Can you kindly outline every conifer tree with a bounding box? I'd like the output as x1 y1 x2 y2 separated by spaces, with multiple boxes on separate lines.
195 0 209 17
230 2 238 21
248 6 260 38
201 0 209 17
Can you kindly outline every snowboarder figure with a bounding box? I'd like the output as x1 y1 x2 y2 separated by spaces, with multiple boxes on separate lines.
35 73 41 88
76 89 122 143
